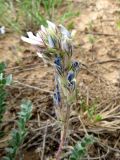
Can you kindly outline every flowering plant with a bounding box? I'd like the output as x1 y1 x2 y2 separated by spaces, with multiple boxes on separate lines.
21 21 80 159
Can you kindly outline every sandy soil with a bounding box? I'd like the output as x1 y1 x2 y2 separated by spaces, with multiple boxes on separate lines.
0 0 120 159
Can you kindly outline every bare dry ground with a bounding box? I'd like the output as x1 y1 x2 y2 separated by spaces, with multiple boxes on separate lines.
0 0 120 159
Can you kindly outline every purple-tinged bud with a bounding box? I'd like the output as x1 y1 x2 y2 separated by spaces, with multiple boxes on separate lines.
53 85 61 106
67 71 75 82
54 56 62 66
54 57 63 76
66 71 76 92
72 61 80 74
67 81 76 91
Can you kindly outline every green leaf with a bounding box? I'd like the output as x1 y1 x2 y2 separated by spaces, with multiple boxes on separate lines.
5 148 14 154
0 62 6 73
0 73 3 80
2 157 11 160
95 114 102 122
4 100 32 160
6 74 12 85
70 135 95 160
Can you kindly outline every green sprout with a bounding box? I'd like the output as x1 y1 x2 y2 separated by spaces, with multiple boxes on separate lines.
70 134 95 160
3 100 32 160
0 62 12 136
87 103 102 122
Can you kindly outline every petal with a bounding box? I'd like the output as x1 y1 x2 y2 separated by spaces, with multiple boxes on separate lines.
21 31 44 46
48 35 55 48
67 71 75 82
54 56 61 66
36 52 43 58
59 25 71 38
21 36 40 45
61 39 69 52
27 32 42 42
72 61 79 68
47 20 56 30
41 25 47 33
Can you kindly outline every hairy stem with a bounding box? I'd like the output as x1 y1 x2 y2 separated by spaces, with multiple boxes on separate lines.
56 105 70 160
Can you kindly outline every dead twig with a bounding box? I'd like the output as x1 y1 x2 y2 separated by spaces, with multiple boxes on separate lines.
84 31 120 37
41 121 48 160
82 147 109 160
91 58 120 65
13 80 53 94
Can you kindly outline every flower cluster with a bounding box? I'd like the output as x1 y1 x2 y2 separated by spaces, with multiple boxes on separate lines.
21 21 80 118
21 21 72 62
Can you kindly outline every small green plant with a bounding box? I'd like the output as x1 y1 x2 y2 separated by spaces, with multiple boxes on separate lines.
80 100 102 122
70 134 95 160
88 34 95 44
87 103 102 122
3 100 32 160
0 62 12 127
95 114 102 122
87 103 96 120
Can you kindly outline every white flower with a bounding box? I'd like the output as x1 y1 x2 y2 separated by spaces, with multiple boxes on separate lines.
21 32 44 46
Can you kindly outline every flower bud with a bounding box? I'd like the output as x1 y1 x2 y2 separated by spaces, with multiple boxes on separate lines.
53 84 61 106
66 71 76 92
72 61 80 75
54 57 63 76
67 71 75 82
67 80 76 92
61 38 72 56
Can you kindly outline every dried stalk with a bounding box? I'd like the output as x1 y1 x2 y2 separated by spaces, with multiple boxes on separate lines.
56 105 70 160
